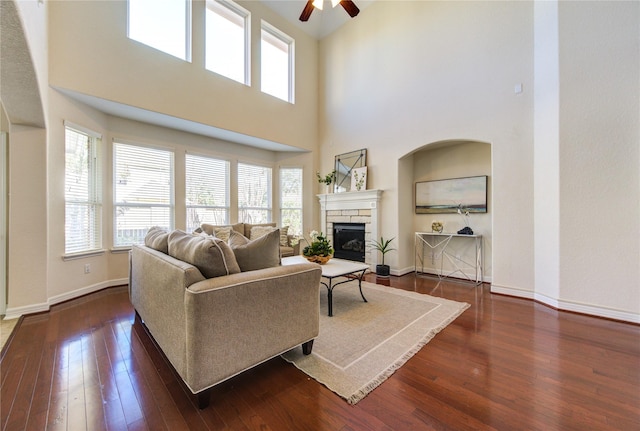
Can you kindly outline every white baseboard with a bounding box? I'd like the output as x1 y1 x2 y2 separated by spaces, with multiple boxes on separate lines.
491 284 639 324
4 278 129 320
490 284 535 299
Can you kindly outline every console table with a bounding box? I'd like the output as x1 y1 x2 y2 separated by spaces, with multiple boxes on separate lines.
414 232 483 285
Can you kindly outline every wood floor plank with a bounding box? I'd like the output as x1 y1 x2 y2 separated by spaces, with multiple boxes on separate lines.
1 280 638 430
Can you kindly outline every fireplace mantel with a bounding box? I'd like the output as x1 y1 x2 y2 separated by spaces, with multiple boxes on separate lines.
317 190 383 267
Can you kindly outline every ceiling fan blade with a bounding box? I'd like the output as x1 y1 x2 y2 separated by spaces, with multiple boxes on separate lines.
299 0 315 22
340 0 360 18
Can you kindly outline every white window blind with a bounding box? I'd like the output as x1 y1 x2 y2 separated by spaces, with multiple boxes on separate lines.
114 142 174 247
238 162 272 224
261 21 294 103
279 167 302 236
206 0 249 84
65 125 102 254
186 153 230 232
128 0 191 61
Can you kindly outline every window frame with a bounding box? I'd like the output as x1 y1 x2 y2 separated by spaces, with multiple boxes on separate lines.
63 122 103 258
260 20 295 103
205 0 250 85
113 141 175 248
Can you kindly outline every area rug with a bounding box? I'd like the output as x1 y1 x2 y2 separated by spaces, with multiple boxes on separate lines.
281 281 470 404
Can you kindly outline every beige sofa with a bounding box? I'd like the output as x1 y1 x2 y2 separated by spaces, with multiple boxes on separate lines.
198 222 301 257
129 230 321 408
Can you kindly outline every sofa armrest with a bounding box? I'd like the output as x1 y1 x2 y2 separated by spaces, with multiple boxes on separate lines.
184 263 321 393
130 245 206 378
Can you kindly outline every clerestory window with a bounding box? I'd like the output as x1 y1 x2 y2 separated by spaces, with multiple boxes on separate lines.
261 21 294 103
127 0 192 61
206 0 250 84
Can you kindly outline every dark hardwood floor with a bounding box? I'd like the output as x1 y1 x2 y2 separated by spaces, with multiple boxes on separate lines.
2 274 639 430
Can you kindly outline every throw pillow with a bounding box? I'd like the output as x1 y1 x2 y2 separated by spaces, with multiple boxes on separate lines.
228 230 249 248
279 226 289 247
249 225 277 240
168 230 241 279
244 222 276 238
231 228 281 272
212 226 232 242
144 226 170 254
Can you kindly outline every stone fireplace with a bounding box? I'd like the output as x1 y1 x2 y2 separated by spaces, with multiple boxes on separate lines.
318 190 383 268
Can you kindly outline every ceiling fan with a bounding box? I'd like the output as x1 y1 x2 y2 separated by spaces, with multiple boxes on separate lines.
299 0 360 22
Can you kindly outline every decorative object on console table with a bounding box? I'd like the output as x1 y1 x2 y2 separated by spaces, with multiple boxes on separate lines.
369 236 396 277
317 170 336 194
351 166 367 191
431 221 443 233
303 230 334 264
456 204 474 235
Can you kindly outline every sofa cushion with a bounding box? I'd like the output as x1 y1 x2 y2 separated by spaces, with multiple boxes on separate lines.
230 228 281 272
168 230 240 279
145 226 170 254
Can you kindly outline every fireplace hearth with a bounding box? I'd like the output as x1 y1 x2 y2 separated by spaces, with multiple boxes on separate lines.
333 223 366 262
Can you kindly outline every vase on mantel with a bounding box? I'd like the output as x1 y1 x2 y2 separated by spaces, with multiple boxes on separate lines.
325 184 333 194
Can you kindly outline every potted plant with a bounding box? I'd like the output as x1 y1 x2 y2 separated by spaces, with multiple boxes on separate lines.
317 170 336 193
303 231 334 264
370 236 396 277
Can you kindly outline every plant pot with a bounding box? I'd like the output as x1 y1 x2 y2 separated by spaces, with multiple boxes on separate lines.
305 255 332 265
376 264 390 277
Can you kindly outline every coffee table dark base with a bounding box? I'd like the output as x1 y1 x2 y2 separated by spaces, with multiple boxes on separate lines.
321 269 368 317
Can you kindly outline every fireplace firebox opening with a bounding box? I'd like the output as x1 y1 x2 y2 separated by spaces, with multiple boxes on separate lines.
333 223 366 262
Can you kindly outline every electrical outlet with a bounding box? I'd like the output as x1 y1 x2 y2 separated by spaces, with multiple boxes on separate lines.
84 264 91 274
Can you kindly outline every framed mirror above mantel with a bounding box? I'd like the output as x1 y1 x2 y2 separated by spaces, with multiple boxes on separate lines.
335 148 367 193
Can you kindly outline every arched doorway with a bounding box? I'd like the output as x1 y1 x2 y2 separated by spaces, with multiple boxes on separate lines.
398 140 493 282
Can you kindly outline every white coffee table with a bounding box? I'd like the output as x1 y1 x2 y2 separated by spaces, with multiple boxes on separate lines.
282 256 370 316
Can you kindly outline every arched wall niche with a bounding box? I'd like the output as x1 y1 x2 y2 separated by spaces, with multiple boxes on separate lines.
397 139 493 281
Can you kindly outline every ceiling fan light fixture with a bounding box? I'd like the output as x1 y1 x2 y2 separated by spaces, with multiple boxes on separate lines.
331 0 341 7
312 0 323 10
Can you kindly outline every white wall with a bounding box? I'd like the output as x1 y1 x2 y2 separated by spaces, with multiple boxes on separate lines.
320 1 640 322
555 1 639 319
48 0 318 151
320 0 535 292
534 0 561 304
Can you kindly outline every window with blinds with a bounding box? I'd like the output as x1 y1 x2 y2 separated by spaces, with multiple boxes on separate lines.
114 142 174 247
186 153 230 232
279 167 302 236
65 125 102 255
238 162 272 224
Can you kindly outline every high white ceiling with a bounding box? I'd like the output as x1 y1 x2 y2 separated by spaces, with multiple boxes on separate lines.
260 0 375 39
